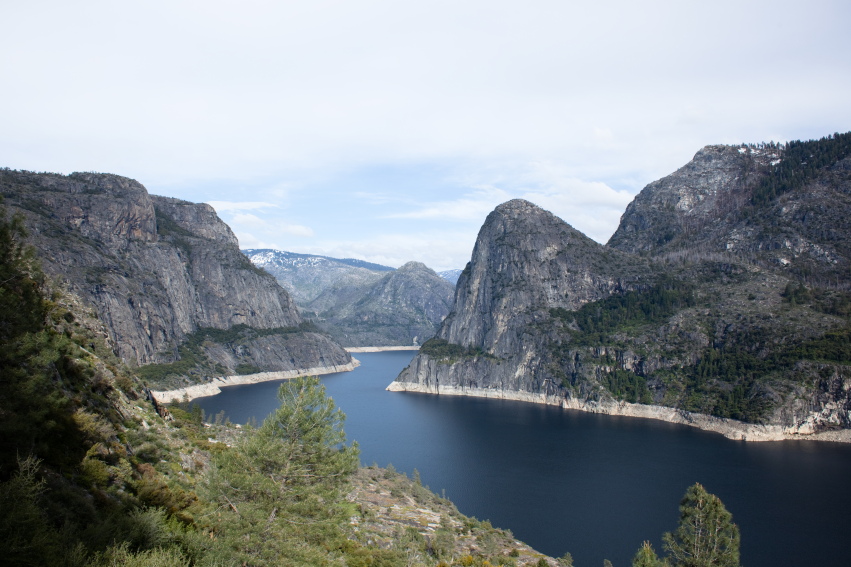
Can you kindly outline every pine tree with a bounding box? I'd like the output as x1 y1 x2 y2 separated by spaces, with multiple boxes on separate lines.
205 375 360 565
632 541 666 567
662 483 740 567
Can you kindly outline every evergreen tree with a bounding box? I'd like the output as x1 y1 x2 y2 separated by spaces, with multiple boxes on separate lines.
662 483 740 567
205 375 360 565
632 541 666 567
0 203 86 474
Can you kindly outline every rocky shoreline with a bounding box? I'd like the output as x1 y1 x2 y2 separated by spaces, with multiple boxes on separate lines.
345 346 420 353
385 381 851 444
151 360 360 403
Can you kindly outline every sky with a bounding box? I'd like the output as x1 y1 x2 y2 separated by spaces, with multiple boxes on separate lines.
2 1 850 271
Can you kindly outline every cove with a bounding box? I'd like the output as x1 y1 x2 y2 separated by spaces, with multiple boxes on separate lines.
195 351 851 567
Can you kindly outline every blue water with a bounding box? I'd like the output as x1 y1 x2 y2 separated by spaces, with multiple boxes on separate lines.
196 351 851 566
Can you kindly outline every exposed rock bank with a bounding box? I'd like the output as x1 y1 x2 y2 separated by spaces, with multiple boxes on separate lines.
152 359 360 403
346 346 420 353
387 380 851 443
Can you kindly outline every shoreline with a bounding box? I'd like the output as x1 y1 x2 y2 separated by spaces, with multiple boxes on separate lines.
151 360 360 404
345 346 420 353
385 381 851 444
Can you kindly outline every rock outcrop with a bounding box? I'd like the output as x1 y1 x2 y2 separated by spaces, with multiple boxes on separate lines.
393 199 646 397
390 134 851 439
0 170 351 388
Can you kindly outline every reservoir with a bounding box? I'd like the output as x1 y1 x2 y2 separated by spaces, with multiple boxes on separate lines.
195 351 851 567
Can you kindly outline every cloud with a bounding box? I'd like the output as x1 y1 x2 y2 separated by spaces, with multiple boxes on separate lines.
2 1 849 267
311 229 480 273
207 201 279 213
386 187 510 221
231 212 266 225
381 160 634 243
278 224 315 237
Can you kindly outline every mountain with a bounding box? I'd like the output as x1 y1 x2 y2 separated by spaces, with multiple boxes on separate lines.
243 248 394 304
0 170 352 390
245 249 456 347
305 261 455 347
438 268 463 285
390 133 851 440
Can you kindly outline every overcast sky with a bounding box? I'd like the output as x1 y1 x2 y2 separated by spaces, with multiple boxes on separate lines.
3 1 850 271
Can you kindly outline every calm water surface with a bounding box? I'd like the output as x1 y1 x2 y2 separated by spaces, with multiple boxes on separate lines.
196 351 851 567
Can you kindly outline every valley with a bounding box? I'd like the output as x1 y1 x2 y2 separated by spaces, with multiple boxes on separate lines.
2 131 850 566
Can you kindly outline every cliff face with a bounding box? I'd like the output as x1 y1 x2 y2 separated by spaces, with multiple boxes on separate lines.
607 145 766 253
391 135 851 437
0 170 350 387
441 200 643 354
609 143 851 280
395 199 646 396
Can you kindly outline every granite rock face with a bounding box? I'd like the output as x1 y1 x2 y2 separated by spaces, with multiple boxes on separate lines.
607 145 765 253
392 137 851 437
395 199 646 396
0 170 350 384
609 144 851 280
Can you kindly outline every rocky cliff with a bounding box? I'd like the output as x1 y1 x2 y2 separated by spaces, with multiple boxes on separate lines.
0 170 351 389
390 133 851 439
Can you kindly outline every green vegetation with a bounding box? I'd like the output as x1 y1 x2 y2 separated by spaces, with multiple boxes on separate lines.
662 483 740 567
551 277 695 345
682 323 850 422
420 337 491 362
782 282 851 317
137 322 318 387
631 483 739 567
602 369 653 404
548 269 851 422
751 132 851 206
202 376 360 565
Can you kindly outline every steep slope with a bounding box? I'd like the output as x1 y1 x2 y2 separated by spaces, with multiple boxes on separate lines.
390 134 851 440
609 136 851 282
308 261 455 347
0 170 352 389
244 248 392 304
391 199 647 396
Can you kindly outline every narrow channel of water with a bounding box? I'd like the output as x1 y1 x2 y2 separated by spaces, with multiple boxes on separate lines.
195 351 851 567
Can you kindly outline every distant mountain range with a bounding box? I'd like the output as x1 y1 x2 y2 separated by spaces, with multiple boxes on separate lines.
438 268 463 285
244 249 456 347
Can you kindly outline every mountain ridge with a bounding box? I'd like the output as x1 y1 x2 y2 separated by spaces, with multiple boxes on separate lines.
390 133 851 440
245 248 455 347
0 169 352 390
